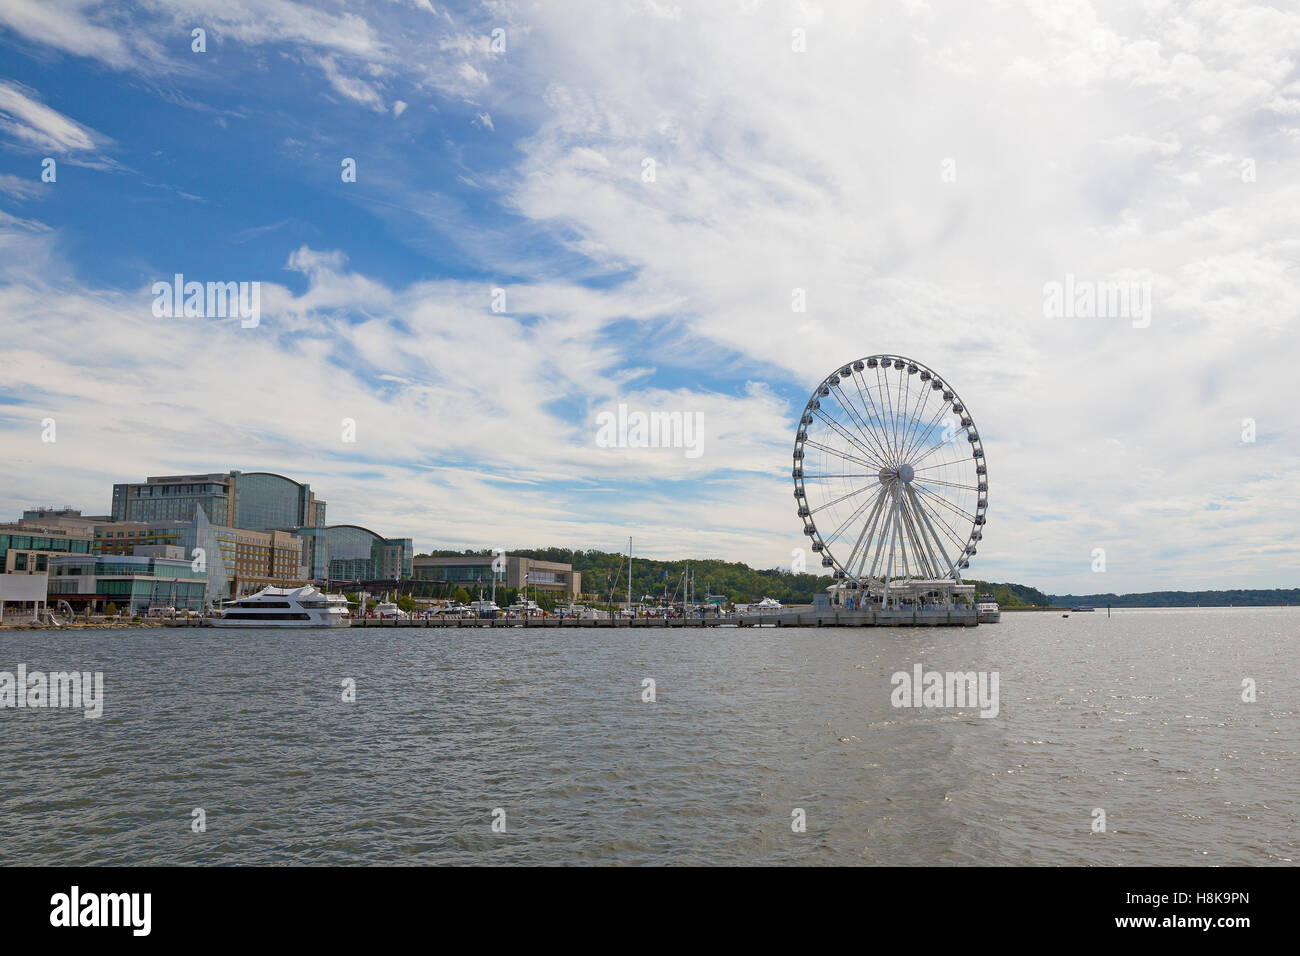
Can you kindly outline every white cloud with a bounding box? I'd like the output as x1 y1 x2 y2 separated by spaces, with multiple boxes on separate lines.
2 1 1298 592
0 0 135 66
313 55 389 112
0 172 46 200
0 81 102 152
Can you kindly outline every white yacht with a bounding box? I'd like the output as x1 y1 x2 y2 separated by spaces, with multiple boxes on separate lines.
976 599 1001 623
373 600 409 620
210 585 351 628
468 599 500 618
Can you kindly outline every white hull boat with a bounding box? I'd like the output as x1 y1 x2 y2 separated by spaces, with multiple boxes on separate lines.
210 585 351 628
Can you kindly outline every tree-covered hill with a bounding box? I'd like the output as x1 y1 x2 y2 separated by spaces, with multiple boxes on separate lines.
418 547 826 604
1048 589 1300 608
963 580 1052 608
417 548 1055 606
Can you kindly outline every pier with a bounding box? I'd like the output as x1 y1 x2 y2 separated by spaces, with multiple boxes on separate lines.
163 608 980 628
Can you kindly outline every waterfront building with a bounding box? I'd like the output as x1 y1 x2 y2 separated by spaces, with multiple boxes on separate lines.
0 521 94 574
93 514 307 601
111 473 235 524
0 572 49 621
412 555 581 598
47 551 207 614
59 469 415 596
110 470 326 529
229 471 327 530
294 526 412 584
228 527 309 597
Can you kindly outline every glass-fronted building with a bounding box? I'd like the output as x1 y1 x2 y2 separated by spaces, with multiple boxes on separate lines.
412 555 580 597
47 553 208 614
230 471 326 531
111 474 234 524
0 524 94 574
294 526 412 584
93 511 311 604
110 471 326 530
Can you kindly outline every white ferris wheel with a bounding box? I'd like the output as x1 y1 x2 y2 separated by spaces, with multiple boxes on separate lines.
792 355 987 608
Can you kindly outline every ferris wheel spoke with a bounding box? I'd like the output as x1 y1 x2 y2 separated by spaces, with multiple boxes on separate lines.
913 499 969 563
801 472 877 480
821 483 884 546
900 371 911 462
801 439 876 471
895 367 907 457
831 384 895 466
850 373 899 466
912 459 968 474
897 375 934 462
916 476 980 492
900 393 949 463
814 412 886 472
908 429 969 471
813 406 889 470
874 365 898 458
907 412 965 465
911 487 974 550
810 482 876 516
913 482 977 523
888 369 907 459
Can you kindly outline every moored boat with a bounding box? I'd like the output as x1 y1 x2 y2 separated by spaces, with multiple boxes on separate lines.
210 585 351 628
373 600 409 620
976 598 1001 623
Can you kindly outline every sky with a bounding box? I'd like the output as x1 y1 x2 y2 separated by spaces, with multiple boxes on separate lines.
0 0 1297 595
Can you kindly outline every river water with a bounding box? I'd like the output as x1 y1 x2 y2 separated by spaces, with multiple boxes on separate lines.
0 607 1295 865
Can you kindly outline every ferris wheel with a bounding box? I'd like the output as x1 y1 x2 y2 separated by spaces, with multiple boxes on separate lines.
792 355 987 606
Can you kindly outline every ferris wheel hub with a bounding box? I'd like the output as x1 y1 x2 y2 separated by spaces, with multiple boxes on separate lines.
877 462 916 485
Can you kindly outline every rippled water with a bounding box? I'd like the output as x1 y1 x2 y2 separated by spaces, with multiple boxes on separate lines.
0 608 1295 865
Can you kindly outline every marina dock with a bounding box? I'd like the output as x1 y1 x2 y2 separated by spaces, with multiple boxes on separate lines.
162 608 981 628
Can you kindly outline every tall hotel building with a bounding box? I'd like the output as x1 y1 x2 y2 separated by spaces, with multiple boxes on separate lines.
111 471 327 529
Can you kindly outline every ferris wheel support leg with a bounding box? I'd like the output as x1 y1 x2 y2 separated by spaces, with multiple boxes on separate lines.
883 489 902 610
908 484 963 603
845 487 888 588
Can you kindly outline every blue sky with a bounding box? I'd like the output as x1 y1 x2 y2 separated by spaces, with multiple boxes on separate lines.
1 0 1298 594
